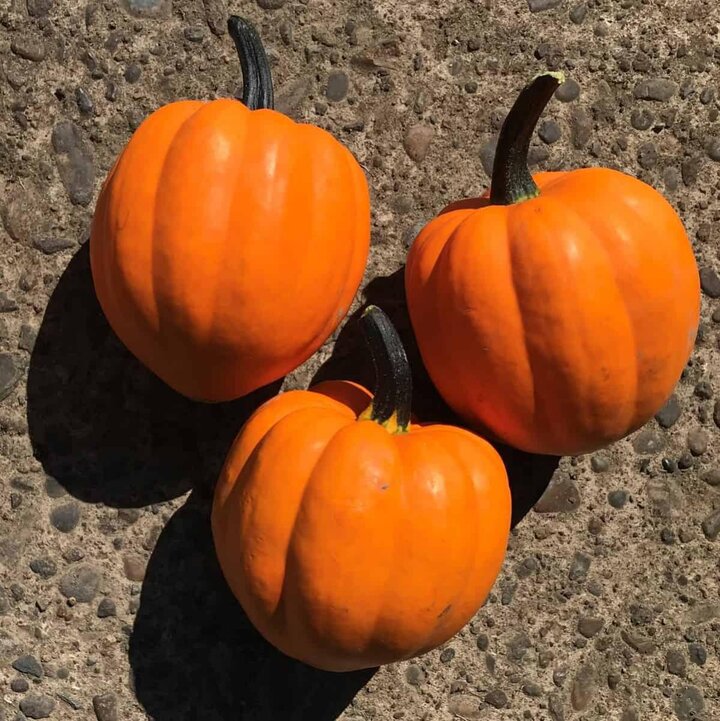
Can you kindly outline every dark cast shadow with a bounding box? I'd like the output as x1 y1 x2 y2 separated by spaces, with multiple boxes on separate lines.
130 492 375 721
311 268 560 529
26 244 281 508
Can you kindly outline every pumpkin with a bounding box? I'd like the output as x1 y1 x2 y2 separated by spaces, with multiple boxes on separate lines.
211 306 511 672
90 17 370 402
405 72 700 456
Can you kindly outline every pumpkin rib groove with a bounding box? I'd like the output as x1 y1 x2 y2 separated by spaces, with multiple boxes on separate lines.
272 415 359 656
561 183 642 432
406 434 480 658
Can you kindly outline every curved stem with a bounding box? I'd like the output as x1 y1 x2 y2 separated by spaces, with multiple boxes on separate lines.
490 71 565 206
358 306 412 434
227 16 274 110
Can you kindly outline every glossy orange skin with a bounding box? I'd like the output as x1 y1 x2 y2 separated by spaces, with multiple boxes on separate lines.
90 99 370 402
211 380 511 672
406 168 700 456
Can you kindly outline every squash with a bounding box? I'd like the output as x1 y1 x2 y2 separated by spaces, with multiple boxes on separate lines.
211 306 511 672
405 72 700 456
90 17 370 402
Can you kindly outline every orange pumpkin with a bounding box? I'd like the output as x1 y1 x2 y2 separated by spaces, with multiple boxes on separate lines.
90 17 370 402
405 72 700 456
211 306 511 672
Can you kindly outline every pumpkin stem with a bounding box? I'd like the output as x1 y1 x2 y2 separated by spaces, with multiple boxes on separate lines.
358 306 412 434
489 72 565 206
228 16 274 111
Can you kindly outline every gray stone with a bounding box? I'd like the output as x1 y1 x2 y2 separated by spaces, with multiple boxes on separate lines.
124 64 142 83
27 0 52 16
507 632 531 662
75 87 94 115
701 468 720 487
634 79 678 101
51 121 95 207
701 508 720 540
404 125 435 163
0 292 18 312
632 429 665 454
10 35 46 62
0 354 21 402
539 120 561 144
484 689 508 708
92 692 119 721
556 78 580 102
714 400 720 429
275 77 312 118
535 478 580 513
571 664 596 711
638 142 658 170
123 554 146 582
700 268 720 298
667 649 687 677
590 453 611 473
621 629 657 655
19 694 56 719
631 108 653 130
578 617 603 638
569 552 591 580
656 395 681 428
257 0 286 7
687 429 709 456
44 476 66 499
528 0 561 11
674 687 704 721
97 598 117 618
549 692 565 721
707 138 720 162
481 137 498 177
569 3 587 23
689 643 707 666
29 558 57 579
50 502 81 533
570 108 592 148
33 237 75 255
405 664 425 685
183 26 205 42
11 676 29 692
681 157 701 186
326 72 349 102
608 490 628 509
59 565 101 603
18 324 38 353
203 0 227 35
12 655 43 678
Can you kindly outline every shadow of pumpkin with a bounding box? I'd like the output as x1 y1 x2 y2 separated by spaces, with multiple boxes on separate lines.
26 244 281 508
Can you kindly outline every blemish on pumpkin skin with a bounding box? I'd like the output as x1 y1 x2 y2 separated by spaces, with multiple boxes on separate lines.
438 604 452 619
380 484 389 491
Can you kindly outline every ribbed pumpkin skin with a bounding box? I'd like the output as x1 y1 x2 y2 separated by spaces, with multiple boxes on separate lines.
406 168 700 456
90 99 370 402
211 381 511 672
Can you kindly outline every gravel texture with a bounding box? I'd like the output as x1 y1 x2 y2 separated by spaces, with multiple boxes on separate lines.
1 0 719 720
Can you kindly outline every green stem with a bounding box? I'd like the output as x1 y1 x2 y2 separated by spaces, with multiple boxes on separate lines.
228 16 274 111
359 306 412 434
490 72 565 206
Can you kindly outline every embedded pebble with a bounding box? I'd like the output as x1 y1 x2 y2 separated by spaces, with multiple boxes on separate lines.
50 502 81 533
403 125 435 163
656 395 681 428
19 694 56 719
58 566 101 603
